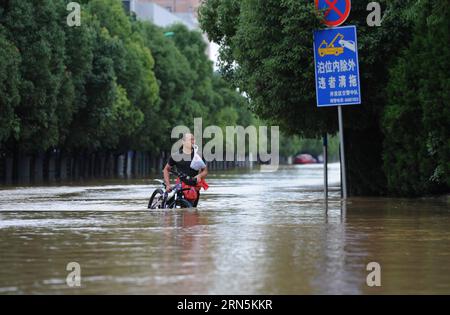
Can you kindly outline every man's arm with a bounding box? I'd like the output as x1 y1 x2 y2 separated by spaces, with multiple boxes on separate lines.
163 163 172 191
196 166 208 182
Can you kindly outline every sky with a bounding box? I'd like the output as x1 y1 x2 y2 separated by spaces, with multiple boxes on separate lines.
209 41 220 71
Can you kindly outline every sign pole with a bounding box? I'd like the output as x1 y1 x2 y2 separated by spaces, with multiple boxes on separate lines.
313 0 359 202
338 105 347 199
323 133 328 202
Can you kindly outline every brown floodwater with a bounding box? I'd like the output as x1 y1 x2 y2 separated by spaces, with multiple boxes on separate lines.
0 164 449 294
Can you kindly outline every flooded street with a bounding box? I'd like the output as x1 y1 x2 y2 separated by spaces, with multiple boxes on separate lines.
0 164 449 294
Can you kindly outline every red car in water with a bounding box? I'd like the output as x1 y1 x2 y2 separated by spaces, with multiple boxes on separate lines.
294 154 317 164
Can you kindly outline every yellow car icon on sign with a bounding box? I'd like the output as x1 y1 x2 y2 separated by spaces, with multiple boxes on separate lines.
318 33 345 57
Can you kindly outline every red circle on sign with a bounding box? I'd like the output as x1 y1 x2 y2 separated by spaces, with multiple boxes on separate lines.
315 0 351 27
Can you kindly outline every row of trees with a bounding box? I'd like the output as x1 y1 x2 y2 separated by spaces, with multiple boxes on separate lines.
0 0 253 161
382 1 449 195
199 0 449 196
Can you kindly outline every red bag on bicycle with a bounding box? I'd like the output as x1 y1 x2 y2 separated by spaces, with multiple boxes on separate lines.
182 182 199 202
175 178 198 202
175 178 209 203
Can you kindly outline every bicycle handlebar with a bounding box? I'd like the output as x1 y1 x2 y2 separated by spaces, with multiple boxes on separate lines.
169 170 185 177
169 169 197 186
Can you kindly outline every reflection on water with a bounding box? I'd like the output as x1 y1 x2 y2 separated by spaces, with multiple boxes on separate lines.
0 164 449 294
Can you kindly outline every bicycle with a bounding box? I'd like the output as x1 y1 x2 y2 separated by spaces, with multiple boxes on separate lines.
147 170 195 209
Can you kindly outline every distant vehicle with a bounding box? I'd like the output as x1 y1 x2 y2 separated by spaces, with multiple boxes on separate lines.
294 154 318 165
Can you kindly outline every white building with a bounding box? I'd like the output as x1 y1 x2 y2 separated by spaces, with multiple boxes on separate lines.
122 0 219 66
123 0 197 30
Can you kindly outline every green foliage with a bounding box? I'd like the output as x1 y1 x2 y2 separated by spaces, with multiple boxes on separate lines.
135 21 192 151
84 0 160 151
200 0 328 136
0 31 20 145
1 0 67 152
165 24 214 127
62 5 94 147
66 21 118 150
99 84 144 148
199 0 447 196
383 0 450 196
87 0 132 39
137 21 255 152
0 0 252 161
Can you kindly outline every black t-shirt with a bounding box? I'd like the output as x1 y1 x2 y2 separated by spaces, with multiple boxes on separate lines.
167 149 205 178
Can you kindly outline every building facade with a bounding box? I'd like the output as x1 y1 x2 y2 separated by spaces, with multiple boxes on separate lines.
122 0 200 29
148 0 201 16
122 0 217 64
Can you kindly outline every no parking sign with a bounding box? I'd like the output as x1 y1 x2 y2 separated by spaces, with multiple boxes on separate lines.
313 26 361 107
315 0 351 27
313 0 355 200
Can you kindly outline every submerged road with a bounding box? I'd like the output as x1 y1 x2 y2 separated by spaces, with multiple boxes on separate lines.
1 164 449 294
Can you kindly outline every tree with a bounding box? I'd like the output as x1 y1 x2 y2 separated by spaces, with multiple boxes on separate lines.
61 3 94 148
199 0 417 196
66 21 122 151
1 0 67 152
165 24 214 127
137 21 196 152
383 0 450 196
0 0 259 180
0 30 20 147
85 0 159 152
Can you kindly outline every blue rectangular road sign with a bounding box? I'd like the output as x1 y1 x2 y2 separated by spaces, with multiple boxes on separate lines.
313 25 361 107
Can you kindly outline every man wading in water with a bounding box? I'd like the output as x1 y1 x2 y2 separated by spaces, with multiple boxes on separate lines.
163 133 208 207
